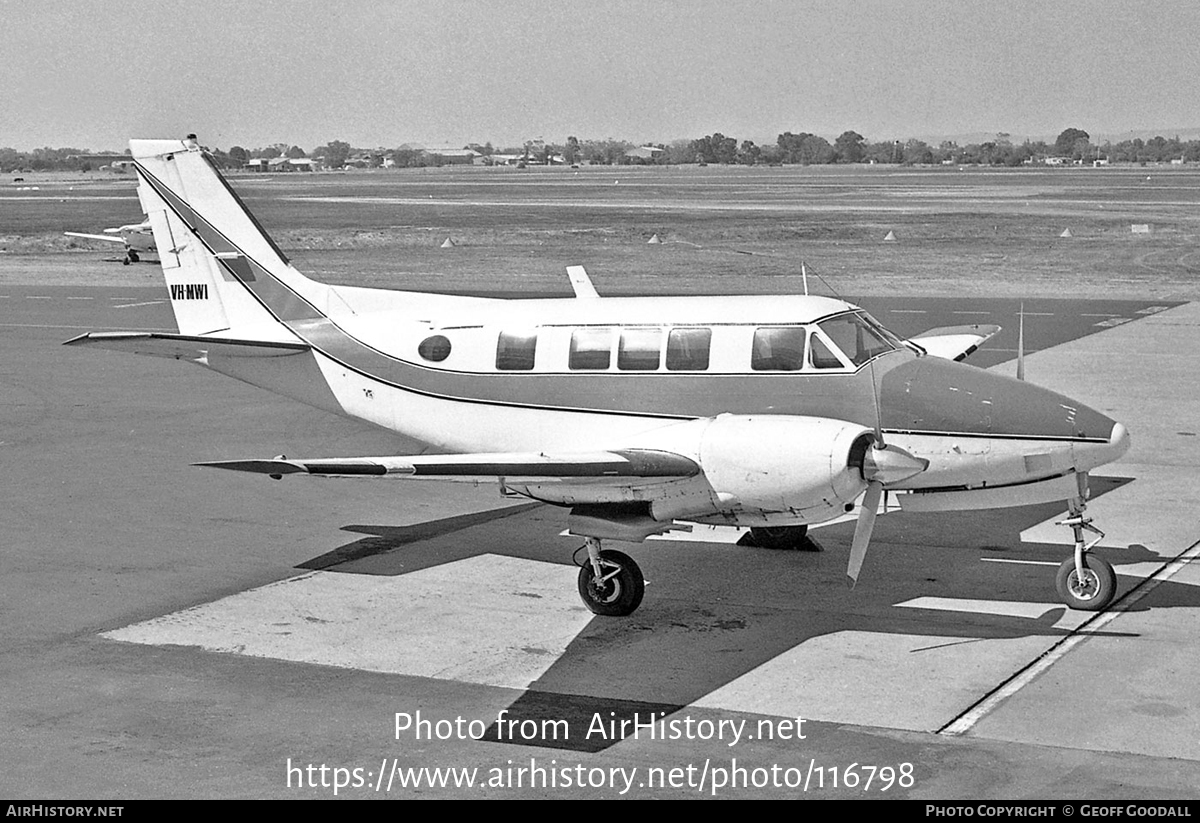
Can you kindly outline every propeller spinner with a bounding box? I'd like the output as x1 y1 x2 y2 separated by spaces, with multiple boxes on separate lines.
846 436 929 583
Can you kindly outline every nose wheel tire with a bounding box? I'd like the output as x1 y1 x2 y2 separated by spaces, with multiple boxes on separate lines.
1055 555 1117 611
577 549 645 616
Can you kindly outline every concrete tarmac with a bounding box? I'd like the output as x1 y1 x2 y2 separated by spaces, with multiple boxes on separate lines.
2 286 1198 798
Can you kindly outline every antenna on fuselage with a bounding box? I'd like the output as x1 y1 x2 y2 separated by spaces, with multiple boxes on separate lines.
566 265 600 299
1016 302 1026 381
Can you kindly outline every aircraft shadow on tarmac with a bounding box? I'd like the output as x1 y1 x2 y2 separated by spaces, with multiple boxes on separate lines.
296 475 1197 752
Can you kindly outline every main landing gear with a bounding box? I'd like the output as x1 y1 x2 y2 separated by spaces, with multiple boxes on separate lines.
1054 496 1117 611
576 537 645 616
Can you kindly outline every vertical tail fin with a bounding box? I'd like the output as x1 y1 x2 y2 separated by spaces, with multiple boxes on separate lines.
130 136 346 339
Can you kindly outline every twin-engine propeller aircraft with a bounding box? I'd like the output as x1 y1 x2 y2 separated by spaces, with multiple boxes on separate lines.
65 219 155 265
67 136 1130 616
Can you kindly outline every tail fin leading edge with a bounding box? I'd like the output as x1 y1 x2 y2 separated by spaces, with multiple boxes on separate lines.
130 137 343 340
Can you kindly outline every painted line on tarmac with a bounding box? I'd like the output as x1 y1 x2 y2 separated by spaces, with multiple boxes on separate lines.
939 536 1200 736
895 597 1059 620
980 558 1060 567
113 301 165 309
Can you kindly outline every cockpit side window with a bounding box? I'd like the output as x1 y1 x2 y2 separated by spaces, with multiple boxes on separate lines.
752 327 806 371
808 333 845 369
569 327 613 370
496 330 538 371
817 313 895 367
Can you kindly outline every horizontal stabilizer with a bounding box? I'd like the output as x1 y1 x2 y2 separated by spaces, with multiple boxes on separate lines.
63 331 309 360
909 324 1001 361
197 449 700 481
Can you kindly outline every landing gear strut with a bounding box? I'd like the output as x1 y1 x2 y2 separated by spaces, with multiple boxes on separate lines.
576 537 645 616
1054 490 1116 611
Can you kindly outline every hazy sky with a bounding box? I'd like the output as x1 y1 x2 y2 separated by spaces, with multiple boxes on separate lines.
4 0 1200 151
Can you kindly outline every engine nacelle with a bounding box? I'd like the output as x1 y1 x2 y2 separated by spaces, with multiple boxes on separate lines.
697 415 873 519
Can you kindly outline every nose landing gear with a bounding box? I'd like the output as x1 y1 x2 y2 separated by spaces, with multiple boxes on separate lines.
1054 490 1117 611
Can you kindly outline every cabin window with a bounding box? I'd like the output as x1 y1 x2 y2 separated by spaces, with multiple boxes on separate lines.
417 335 452 363
618 328 662 371
569 327 613 370
666 328 711 371
809 333 845 369
751 327 806 371
496 330 538 371
818 313 894 366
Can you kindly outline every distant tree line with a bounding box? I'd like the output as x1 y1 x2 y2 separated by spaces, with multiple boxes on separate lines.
7 128 1200 173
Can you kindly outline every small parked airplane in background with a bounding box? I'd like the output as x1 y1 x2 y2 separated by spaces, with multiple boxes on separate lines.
67 135 1130 616
65 219 154 265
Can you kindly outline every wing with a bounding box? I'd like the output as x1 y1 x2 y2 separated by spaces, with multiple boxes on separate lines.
908 324 1000 361
199 447 708 543
64 232 129 245
197 449 699 480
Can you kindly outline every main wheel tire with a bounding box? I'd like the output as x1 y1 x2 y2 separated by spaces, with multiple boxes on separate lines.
744 525 810 550
127 250 140 263
1055 555 1117 611
577 549 645 616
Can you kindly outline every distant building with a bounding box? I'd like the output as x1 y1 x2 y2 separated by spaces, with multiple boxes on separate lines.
421 147 480 165
487 154 524 166
67 153 129 166
625 146 665 163
247 157 316 172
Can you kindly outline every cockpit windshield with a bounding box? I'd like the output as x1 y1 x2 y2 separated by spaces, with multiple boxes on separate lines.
817 312 897 366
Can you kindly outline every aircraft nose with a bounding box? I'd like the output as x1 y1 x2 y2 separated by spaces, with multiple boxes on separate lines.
881 356 1125 445
1086 419 1131 469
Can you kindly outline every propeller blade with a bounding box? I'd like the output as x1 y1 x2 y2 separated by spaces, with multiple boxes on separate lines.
847 480 883 584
